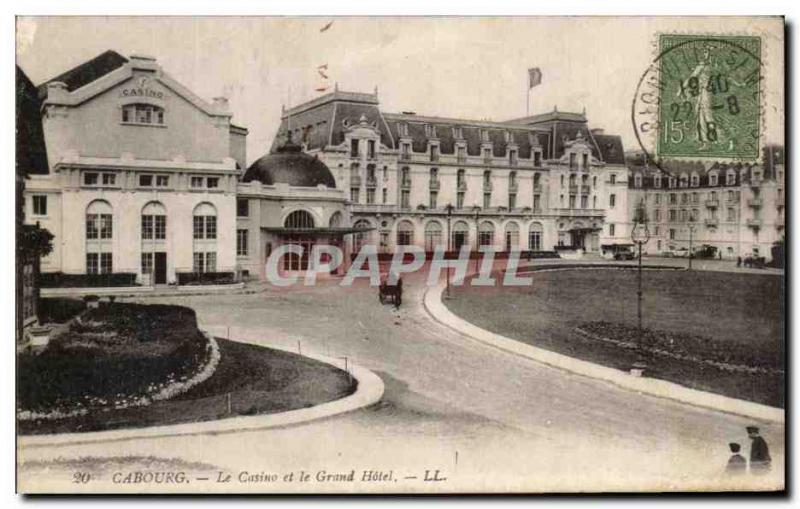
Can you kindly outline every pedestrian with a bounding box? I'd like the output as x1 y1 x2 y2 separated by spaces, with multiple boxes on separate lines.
725 442 747 475
736 256 742 268
747 426 771 475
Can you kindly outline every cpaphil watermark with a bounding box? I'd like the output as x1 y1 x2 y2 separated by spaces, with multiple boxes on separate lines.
264 244 534 287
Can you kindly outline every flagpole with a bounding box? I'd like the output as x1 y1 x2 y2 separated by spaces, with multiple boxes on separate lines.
526 86 530 117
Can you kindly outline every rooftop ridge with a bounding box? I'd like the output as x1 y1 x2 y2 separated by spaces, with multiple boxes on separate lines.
383 112 552 132
283 90 378 119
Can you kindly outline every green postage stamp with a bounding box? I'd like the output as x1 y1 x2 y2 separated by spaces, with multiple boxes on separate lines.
655 34 762 160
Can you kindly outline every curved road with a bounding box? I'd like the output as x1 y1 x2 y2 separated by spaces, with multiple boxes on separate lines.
18 266 784 493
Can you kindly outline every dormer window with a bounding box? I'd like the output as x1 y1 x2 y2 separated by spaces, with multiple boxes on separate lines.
654 173 662 188
122 104 165 125
424 124 436 138
481 129 490 142
399 123 409 137
679 174 688 187
453 126 463 139
690 173 699 187
634 174 642 187
726 170 736 185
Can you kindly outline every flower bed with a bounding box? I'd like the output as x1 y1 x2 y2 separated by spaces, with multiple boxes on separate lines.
576 321 783 375
17 303 215 420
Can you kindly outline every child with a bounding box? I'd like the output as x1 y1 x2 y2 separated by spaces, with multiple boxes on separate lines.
726 442 747 475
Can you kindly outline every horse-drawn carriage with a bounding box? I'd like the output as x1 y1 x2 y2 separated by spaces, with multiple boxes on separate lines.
379 274 403 307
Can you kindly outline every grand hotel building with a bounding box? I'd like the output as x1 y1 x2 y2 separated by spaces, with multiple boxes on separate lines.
21 51 783 286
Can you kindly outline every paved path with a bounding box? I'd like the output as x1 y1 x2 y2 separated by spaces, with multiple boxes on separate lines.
17 265 784 493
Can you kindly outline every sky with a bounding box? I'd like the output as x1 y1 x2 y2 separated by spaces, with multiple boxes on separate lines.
16 16 784 166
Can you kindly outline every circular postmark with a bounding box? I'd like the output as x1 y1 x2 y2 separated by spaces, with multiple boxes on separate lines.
632 34 764 173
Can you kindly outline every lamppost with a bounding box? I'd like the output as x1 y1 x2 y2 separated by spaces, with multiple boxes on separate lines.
445 203 454 298
631 218 650 373
473 205 481 274
688 224 695 270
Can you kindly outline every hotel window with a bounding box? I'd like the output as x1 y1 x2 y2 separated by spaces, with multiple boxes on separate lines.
654 226 660 236
156 175 169 187
709 173 718 186
207 177 219 189
368 140 376 159
401 143 411 160
424 221 443 251
456 191 465 209
122 104 165 125
509 171 517 188
382 188 388 204
237 198 249 217
483 148 492 161
669 210 677 222
580 195 588 209
32 195 47 216
669 177 676 188
139 174 153 187
533 151 541 167
609 194 616 208
509 149 518 166
478 222 494 247
654 209 661 222
483 192 491 209
669 229 676 240
609 224 615 236
84 172 99 186
529 224 543 250
483 170 491 186
691 173 700 187
350 187 360 203
86 253 113 275
457 145 466 162
236 229 248 256
681 193 689 204
86 212 113 240
692 192 699 204
669 193 677 205
569 195 576 209
457 169 466 188
430 144 439 162
141 202 166 240
654 194 661 205
609 173 616 184
508 193 517 209
401 167 411 186
689 209 697 222
593 196 597 208
581 153 588 170
191 176 204 188
654 174 662 188
634 174 642 187
726 171 736 185
727 207 736 221
193 252 217 273
350 139 359 157
401 190 410 209
102 173 116 186
453 126 463 139
396 221 414 246
680 175 688 187
367 188 376 205
569 153 577 169
429 190 438 209
533 194 541 210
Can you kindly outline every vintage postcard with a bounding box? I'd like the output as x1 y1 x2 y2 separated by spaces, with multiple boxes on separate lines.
15 15 785 494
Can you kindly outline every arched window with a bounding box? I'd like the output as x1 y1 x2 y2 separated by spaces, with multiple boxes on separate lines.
396 220 414 246
478 221 495 247
193 203 217 274
529 222 544 251
86 200 113 274
452 221 469 251
141 201 167 240
353 219 372 253
122 103 165 125
505 222 520 251
329 211 343 228
284 210 315 229
424 221 443 251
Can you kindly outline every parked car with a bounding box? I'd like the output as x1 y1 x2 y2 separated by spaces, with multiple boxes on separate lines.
671 247 690 258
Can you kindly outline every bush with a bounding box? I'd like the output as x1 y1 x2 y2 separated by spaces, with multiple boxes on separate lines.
38 298 86 324
39 272 138 288
176 272 236 286
17 303 208 413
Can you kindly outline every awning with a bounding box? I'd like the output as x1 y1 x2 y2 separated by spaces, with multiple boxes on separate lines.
261 226 375 236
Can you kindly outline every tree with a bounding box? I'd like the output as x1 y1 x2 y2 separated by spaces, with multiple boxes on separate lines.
18 223 54 262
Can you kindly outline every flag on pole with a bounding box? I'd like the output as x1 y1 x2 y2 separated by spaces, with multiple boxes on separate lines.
317 64 329 80
528 67 542 89
320 21 334 33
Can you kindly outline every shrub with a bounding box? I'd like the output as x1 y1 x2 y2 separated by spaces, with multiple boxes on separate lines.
38 298 86 324
39 272 138 288
176 272 236 286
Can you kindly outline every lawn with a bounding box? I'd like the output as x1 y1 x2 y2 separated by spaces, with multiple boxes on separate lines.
19 338 357 435
446 268 784 407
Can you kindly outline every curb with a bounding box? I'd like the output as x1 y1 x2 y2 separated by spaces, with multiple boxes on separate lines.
423 282 784 424
18 338 385 448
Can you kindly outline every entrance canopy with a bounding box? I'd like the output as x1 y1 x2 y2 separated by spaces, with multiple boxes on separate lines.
261 226 375 236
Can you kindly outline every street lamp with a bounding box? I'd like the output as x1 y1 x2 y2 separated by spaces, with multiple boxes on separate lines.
688 224 695 270
631 217 650 374
472 205 481 274
445 203 454 298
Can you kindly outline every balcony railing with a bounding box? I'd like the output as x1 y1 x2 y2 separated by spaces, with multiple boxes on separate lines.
551 208 606 218
705 218 718 227
509 181 518 192
350 175 362 186
705 198 719 208
365 176 377 187
580 184 591 194
429 179 440 191
533 184 543 193
750 178 762 188
457 181 467 191
401 179 412 189
483 181 493 191
568 184 579 194
747 198 763 208
746 218 762 228
399 152 412 161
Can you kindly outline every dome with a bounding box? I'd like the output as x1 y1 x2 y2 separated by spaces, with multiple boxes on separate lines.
243 137 336 188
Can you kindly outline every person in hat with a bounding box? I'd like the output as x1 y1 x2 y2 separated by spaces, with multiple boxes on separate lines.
725 443 747 475
747 426 771 474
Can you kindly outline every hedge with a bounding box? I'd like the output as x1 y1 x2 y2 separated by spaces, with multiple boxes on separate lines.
176 271 236 286
39 272 138 288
